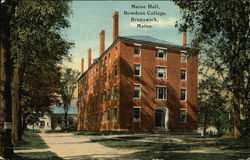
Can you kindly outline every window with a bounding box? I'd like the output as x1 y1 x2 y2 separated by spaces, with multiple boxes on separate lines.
181 89 187 101
156 87 167 100
115 47 118 57
110 109 117 122
134 46 141 55
134 85 141 99
181 52 187 62
156 67 167 79
114 64 118 77
133 107 141 122
134 64 141 76
156 49 167 59
109 53 111 63
104 111 108 122
180 110 187 123
181 70 187 81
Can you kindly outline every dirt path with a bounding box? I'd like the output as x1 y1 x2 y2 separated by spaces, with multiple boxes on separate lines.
38 133 138 159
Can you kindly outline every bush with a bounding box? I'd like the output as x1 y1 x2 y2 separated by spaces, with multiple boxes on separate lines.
61 123 77 132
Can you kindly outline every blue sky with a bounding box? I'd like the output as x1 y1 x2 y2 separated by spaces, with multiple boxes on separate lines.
63 1 186 71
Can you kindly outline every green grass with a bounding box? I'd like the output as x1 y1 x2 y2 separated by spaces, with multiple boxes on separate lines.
127 152 250 160
74 130 155 136
90 136 250 160
14 130 48 150
13 152 63 160
13 130 62 159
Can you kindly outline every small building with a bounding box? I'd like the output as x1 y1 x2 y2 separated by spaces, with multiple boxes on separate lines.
77 12 198 131
27 105 78 132
51 106 78 130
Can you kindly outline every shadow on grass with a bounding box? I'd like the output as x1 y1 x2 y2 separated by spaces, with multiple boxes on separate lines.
14 130 48 150
91 137 250 160
124 151 250 160
13 152 62 160
91 138 192 151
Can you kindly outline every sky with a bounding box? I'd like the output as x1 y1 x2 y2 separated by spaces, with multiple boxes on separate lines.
62 1 186 71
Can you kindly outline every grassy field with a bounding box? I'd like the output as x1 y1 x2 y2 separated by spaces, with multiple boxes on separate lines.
13 130 62 160
91 135 250 160
14 130 48 150
13 152 62 160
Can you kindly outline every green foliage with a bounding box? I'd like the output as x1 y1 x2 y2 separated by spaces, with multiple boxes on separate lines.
173 0 250 138
8 0 74 128
59 68 79 126
198 67 232 135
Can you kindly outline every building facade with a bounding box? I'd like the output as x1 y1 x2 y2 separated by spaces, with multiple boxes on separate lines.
77 12 198 131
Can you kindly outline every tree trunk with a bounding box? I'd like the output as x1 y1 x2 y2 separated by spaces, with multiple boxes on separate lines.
0 0 15 158
64 105 68 128
233 76 241 139
0 30 6 157
203 108 208 136
12 61 21 142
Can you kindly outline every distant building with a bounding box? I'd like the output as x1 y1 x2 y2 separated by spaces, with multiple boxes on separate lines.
77 12 198 131
27 98 78 132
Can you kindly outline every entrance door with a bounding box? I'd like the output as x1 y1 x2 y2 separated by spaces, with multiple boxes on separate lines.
155 110 165 128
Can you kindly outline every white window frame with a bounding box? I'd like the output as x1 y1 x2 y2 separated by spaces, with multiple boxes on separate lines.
181 51 187 62
156 67 167 79
180 109 187 123
181 70 187 81
156 86 167 100
133 85 141 99
133 106 141 122
181 88 187 102
134 46 141 56
134 64 141 76
156 49 167 59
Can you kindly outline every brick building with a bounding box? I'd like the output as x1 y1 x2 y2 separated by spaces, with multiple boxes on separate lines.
77 12 198 131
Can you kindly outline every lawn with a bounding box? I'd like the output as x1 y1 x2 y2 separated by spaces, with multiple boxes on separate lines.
13 152 62 160
14 130 48 150
90 135 250 160
13 130 62 160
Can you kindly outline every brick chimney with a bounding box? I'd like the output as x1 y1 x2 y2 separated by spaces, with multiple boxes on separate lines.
81 58 84 73
113 12 119 42
88 48 91 68
100 30 105 55
183 32 187 47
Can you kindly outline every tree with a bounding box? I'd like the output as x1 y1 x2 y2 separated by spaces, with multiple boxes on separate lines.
1 0 73 158
9 0 73 142
198 66 231 136
173 0 250 139
0 0 16 157
60 68 79 128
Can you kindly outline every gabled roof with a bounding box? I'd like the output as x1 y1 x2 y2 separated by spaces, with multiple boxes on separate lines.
50 106 78 115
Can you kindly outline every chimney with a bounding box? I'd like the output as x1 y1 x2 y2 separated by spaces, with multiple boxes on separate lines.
100 30 105 55
183 32 187 47
113 12 119 42
88 48 91 68
81 58 84 73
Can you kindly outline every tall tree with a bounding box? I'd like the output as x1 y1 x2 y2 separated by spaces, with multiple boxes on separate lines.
9 0 73 142
1 0 73 158
60 68 79 128
0 0 16 157
198 66 231 136
173 0 250 139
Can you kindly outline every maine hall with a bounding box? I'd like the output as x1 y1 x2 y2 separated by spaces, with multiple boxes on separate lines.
77 12 198 131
